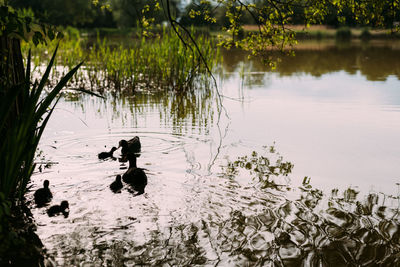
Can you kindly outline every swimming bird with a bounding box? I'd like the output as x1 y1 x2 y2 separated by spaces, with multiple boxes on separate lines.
98 147 117 159
110 175 123 193
34 180 53 207
119 136 141 156
47 200 69 217
122 153 147 195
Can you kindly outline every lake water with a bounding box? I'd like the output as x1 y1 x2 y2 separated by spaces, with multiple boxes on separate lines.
30 40 400 266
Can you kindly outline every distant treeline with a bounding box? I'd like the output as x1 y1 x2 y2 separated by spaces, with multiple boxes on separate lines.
9 0 400 29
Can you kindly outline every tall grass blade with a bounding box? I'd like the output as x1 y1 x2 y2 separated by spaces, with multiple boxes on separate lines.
0 46 82 201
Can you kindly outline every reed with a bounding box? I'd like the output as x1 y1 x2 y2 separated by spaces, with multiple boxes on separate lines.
0 46 82 201
23 27 221 92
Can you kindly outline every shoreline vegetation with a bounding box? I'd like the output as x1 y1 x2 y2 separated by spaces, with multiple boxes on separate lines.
22 27 221 93
1 26 81 265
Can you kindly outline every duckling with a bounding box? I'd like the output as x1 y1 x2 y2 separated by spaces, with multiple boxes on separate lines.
122 153 147 194
110 175 123 193
47 200 69 217
119 136 141 156
98 147 117 159
34 180 52 207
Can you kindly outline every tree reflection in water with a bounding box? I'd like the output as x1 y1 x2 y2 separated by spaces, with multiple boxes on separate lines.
222 40 400 84
45 146 400 266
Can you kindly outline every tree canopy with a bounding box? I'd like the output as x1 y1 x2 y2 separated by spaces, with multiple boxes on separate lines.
7 0 400 30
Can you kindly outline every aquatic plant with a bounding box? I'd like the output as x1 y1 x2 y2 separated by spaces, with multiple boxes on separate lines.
0 45 82 264
0 46 82 201
23 27 221 93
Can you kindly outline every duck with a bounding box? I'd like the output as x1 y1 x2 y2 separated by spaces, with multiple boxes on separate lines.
119 136 141 156
34 180 53 207
47 200 69 217
98 147 117 159
122 153 147 194
110 175 123 193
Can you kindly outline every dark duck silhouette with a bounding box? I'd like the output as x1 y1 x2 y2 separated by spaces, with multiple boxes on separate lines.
122 153 147 195
34 180 52 207
119 136 141 156
98 147 117 159
47 200 69 217
110 175 123 193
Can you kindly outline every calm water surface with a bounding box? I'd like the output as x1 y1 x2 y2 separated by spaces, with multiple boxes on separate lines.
31 40 400 265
